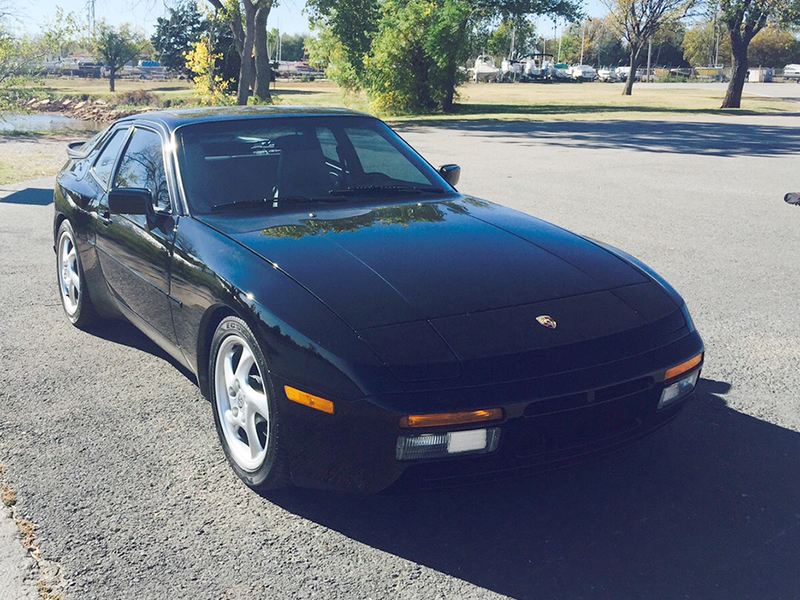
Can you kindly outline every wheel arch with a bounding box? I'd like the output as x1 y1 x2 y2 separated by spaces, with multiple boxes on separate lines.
196 304 237 400
195 296 280 400
53 211 68 247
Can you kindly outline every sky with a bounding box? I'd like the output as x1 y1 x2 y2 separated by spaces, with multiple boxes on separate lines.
16 0 311 36
17 0 608 38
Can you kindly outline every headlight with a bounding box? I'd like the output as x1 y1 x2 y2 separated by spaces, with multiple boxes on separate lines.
659 370 700 409
658 353 703 409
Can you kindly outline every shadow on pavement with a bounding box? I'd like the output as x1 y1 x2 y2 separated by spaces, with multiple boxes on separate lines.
269 379 800 600
399 119 800 158
86 318 197 385
0 188 52 206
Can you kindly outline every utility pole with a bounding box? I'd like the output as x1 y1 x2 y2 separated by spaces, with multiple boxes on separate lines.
580 20 585 64
647 39 652 82
86 0 95 34
556 20 562 63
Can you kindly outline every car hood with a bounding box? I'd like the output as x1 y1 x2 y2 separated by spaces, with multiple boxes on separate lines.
200 196 681 382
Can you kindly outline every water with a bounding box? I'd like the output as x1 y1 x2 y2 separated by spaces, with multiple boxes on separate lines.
0 113 102 132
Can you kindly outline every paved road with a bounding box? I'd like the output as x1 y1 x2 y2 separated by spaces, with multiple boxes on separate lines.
1 115 800 600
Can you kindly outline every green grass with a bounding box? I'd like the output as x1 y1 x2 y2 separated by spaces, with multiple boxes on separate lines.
20 77 799 121
401 81 797 122
31 77 196 104
265 79 799 121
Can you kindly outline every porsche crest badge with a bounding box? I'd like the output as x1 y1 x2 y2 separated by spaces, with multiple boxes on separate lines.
536 315 557 329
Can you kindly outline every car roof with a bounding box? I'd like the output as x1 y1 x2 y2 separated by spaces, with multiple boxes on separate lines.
116 106 371 132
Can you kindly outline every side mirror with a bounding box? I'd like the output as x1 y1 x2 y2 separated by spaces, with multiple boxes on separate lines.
785 192 800 205
109 188 152 215
438 164 461 187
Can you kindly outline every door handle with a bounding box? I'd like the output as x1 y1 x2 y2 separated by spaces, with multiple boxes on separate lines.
100 210 111 225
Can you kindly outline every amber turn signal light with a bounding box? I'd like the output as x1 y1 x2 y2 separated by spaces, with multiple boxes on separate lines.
400 408 503 429
284 386 335 415
665 353 704 381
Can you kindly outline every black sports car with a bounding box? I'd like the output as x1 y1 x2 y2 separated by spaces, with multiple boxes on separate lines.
54 107 704 493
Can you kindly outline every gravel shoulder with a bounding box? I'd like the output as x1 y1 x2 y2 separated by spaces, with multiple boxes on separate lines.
0 135 77 186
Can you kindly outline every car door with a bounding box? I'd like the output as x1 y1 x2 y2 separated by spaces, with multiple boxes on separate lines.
94 125 178 344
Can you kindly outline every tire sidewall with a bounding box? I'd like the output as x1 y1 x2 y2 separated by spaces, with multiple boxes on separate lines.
209 316 284 489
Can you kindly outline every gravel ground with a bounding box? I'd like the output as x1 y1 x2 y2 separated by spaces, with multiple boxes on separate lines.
1 115 799 600
0 135 78 185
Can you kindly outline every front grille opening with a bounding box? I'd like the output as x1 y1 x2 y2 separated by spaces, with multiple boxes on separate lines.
595 377 653 402
524 376 654 417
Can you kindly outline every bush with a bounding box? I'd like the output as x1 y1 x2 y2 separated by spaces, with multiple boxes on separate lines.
114 89 159 107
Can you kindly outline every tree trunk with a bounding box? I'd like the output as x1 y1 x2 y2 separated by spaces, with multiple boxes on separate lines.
442 61 457 112
236 1 257 105
721 35 749 109
109 67 116 92
442 15 470 113
253 3 272 101
622 45 640 96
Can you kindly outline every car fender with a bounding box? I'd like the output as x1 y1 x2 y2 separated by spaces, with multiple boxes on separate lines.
170 217 392 403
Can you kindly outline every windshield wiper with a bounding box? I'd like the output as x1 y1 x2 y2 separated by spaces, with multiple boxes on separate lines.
328 185 447 197
210 196 344 212
211 198 274 212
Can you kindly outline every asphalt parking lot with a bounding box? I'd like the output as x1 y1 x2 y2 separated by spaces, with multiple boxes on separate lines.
1 113 800 599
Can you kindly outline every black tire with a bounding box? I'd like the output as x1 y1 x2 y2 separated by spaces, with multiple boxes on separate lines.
209 316 290 491
56 220 98 329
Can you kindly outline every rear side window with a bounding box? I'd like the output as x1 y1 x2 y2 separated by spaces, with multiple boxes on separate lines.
115 128 170 212
92 129 128 188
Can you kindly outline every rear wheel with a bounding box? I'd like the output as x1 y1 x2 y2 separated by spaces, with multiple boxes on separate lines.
56 220 97 329
210 316 289 491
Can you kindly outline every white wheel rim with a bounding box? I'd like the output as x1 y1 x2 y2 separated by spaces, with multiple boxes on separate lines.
214 334 270 472
58 231 80 316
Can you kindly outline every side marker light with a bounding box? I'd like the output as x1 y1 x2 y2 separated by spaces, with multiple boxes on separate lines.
284 386 334 415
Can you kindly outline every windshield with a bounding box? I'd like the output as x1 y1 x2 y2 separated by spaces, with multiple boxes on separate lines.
175 116 450 214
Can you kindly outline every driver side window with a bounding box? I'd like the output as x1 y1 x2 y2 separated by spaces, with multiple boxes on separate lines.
115 128 171 213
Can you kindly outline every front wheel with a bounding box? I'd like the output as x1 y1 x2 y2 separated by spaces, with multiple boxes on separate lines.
56 220 97 329
209 316 289 491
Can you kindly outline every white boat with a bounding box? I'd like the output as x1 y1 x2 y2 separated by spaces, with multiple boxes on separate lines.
570 64 596 81
553 63 571 80
469 55 500 82
500 59 522 82
597 66 621 82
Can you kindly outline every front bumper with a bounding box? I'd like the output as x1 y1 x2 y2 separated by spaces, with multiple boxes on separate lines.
274 341 703 493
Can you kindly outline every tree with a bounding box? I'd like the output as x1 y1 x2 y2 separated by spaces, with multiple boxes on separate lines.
269 31 307 61
308 0 380 82
94 23 147 92
185 34 232 104
719 0 800 108
603 0 695 95
486 17 537 60
308 0 581 114
152 0 206 77
682 17 732 66
206 0 274 105
748 24 800 66
41 8 85 60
